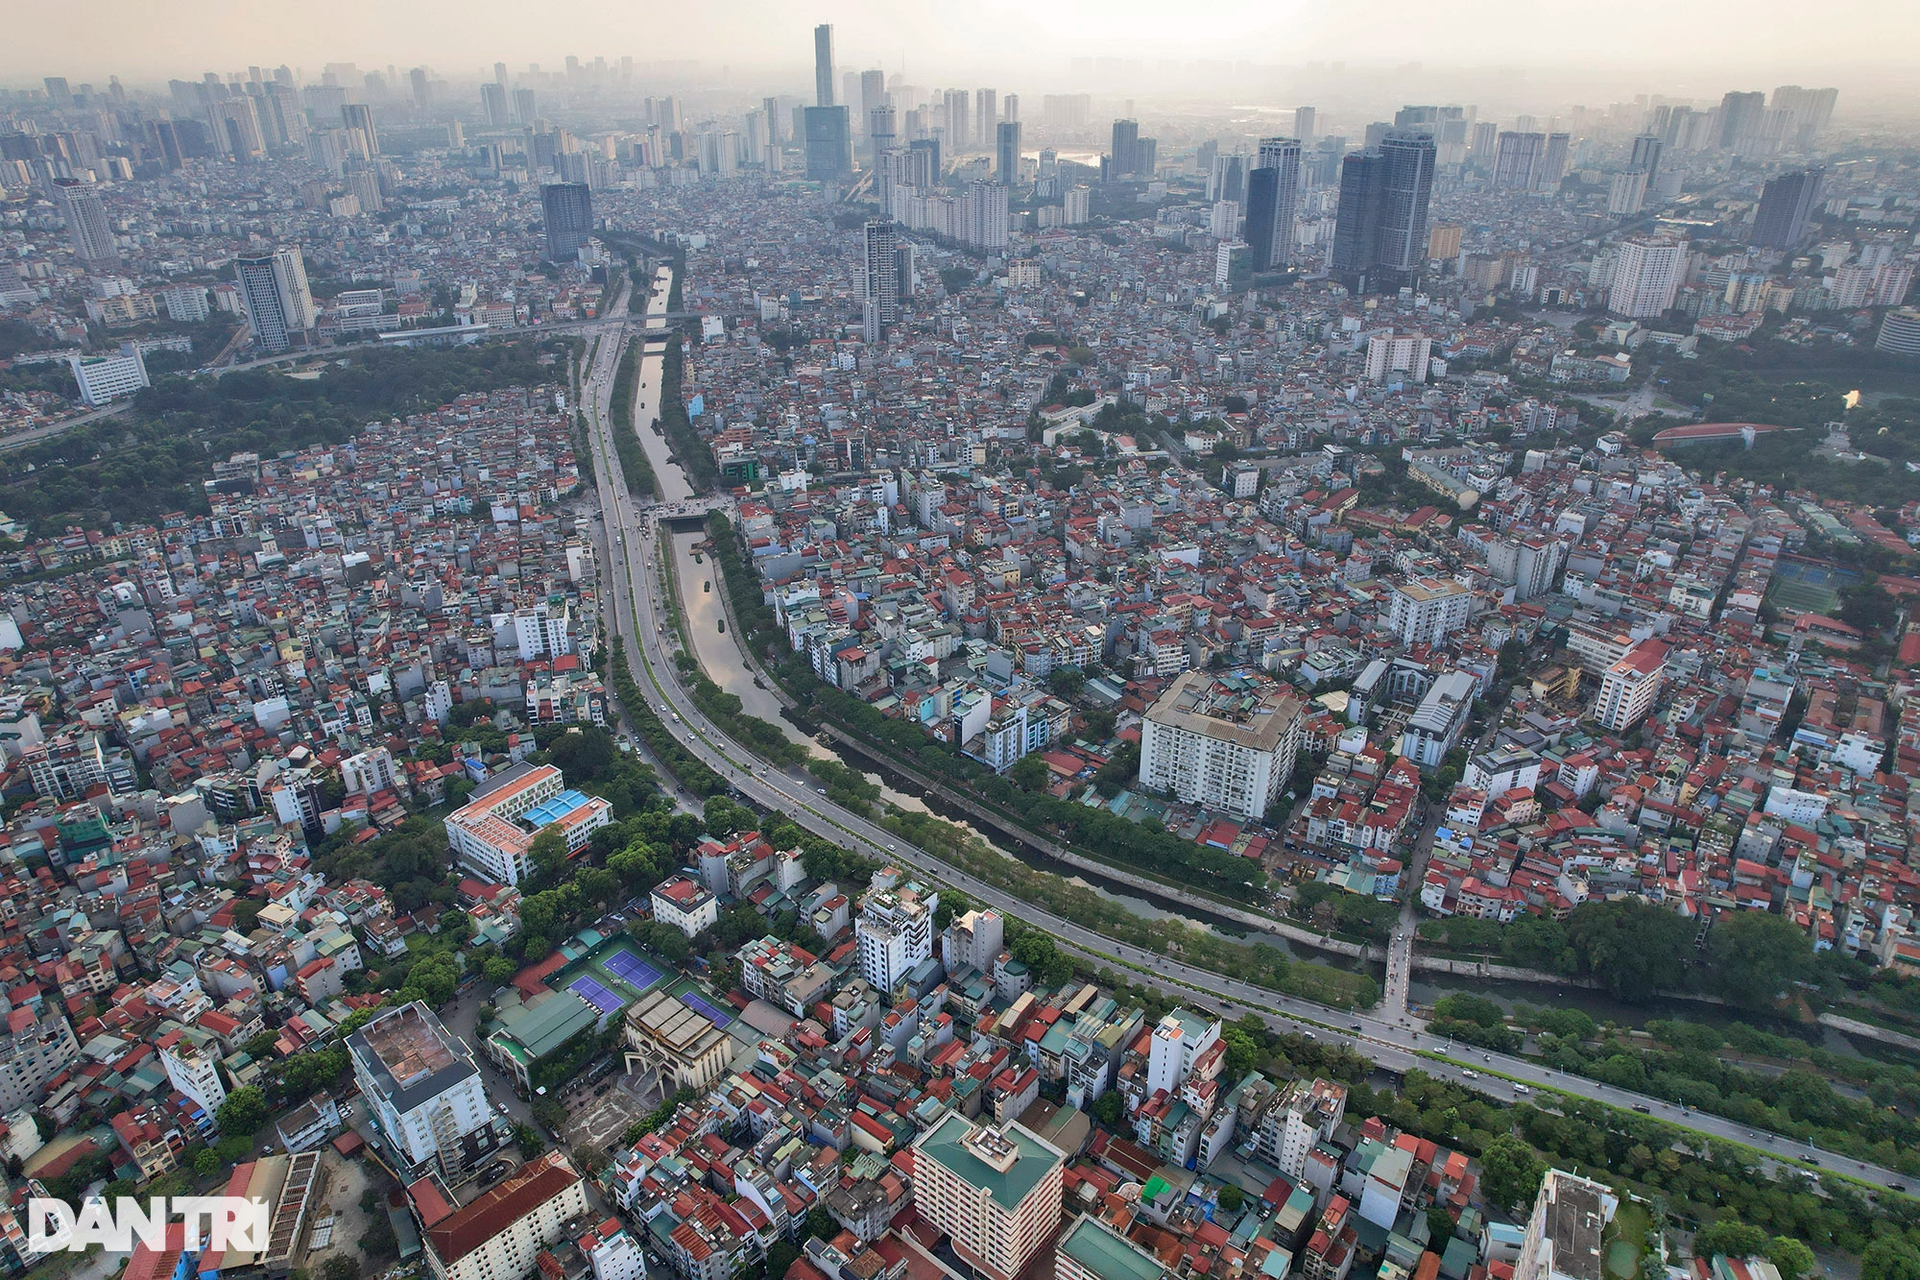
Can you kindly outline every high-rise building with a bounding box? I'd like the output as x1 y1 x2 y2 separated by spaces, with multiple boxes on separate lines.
1243 136 1301 272
1718 90 1767 151
944 89 971 152
1607 235 1687 317
1750 167 1824 247
1294 106 1316 142
157 1028 227 1118
1064 184 1091 225
911 1117 1066 1280
995 120 1021 185
1140 670 1304 821
870 104 897 173
1330 129 1436 295
69 348 149 406
409 67 431 106
860 220 902 342
209 96 267 160
1469 120 1499 168
1109 118 1138 181
1540 132 1570 189
1208 152 1246 205
52 178 117 269
1514 1169 1617 1280
1608 169 1649 217
233 246 317 353
813 24 835 106
1388 576 1471 646
480 82 510 128
1491 131 1545 190
976 89 997 144
855 877 937 994
860 68 887 125
805 105 853 180
539 181 593 261
512 87 536 126
1771 85 1839 146
964 180 1010 252
421 1152 588 1280
348 1001 507 1183
1876 308 1920 357
1594 640 1667 732
1004 93 1019 122
342 102 380 154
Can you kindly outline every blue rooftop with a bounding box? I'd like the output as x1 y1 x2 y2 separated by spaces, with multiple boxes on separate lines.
524 789 592 828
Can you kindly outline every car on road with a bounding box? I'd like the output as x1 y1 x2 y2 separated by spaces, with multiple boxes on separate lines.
1890 1183 1908 1193
1349 1024 1363 1033
1512 1084 1532 1095
1804 1156 1820 1166
887 843 896 850
1632 1104 1652 1113
1300 1031 1315 1040
1460 1069 1478 1079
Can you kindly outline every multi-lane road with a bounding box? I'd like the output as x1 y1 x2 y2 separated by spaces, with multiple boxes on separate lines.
572 267 1910 1199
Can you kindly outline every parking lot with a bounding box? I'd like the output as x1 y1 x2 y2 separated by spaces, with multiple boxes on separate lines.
561 1064 667 1157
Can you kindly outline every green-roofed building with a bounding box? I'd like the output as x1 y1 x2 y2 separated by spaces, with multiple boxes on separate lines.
485 990 598 1091
911 1114 1067 1280
1056 1216 1168 1280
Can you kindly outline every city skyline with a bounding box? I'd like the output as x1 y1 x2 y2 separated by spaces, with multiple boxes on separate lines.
5 0 1920 109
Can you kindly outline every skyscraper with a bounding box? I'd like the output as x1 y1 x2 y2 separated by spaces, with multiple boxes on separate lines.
860 68 887 125
1330 130 1435 295
1491 131 1545 190
539 182 593 261
512 88 537 126
860 221 902 342
1771 85 1839 146
342 102 380 155
52 179 118 270
963 181 1009 252
1469 120 1498 168
813 24 835 107
1750 167 1825 247
870 105 897 174
1293 107 1316 142
1004 94 1019 123
1630 134 1663 184
1109 118 1138 181
976 90 996 144
1540 133 1570 190
996 120 1021 186
234 246 317 353
805 106 852 181
480 83 510 128
944 89 971 152
1243 137 1301 272
1718 90 1767 151
409 67 431 106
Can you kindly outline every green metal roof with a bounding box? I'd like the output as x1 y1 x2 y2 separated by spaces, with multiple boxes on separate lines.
493 991 597 1059
1058 1216 1165 1280
914 1114 1063 1211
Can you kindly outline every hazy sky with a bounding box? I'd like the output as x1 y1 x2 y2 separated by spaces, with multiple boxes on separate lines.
7 0 1916 104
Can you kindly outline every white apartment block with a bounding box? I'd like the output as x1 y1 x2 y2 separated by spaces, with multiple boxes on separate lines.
913 1117 1065 1280
1139 670 1304 821
1513 1169 1616 1280
443 762 612 886
0 1012 79 1113
157 1028 227 1117
69 349 149 406
1365 333 1432 383
1593 639 1667 733
856 877 938 996
421 1151 588 1280
650 874 720 938
1387 576 1472 647
1607 236 1687 318
349 1001 505 1183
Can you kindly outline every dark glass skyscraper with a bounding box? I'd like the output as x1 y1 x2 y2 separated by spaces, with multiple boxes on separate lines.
996 120 1021 185
539 181 593 262
805 105 852 181
1750 167 1825 247
1330 130 1435 294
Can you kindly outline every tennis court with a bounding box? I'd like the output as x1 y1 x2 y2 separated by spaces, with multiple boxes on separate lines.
678 990 733 1028
568 975 627 1015
603 949 664 991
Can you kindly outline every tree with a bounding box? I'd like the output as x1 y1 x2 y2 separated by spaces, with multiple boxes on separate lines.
1706 911 1812 1009
484 954 517 985
1089 1092 1124 1126
802 1208 839 1243
1217 1184 1244 1214
1837 582 1898 635
1766 1237 1816 1280
1010 931 1074 987
527 825 569 883
322 1256 361 1280
1426 1205 1456 1244
192 1147 220 1176
1478 1134 1543 1211
1010 753 1050 792
216 1086 269 1138
1565 899 1692 1001
1862 1238 1920 1280
1691 1220 1767 1261
764 1241 802 1280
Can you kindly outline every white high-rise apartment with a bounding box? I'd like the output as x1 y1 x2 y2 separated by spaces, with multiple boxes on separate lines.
69 348 149 406
349 1001 506 1182
158 1027 227 1117
861 220 901 342
1607 235 1687 318
1366 332 1432 383
422 1151 589 1280
856 876 938 995
1593 639 1667 733
1144 1009 1221 1098
1139 670 1305 821
234 246 317 352
1387 576 1472 646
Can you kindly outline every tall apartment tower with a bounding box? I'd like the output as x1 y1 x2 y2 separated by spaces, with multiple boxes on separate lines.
342 102 380 154
1539 132 1571 190
860 68 886 123
539 181 593 261
1331 129 1436 295
976 90 997 143
1607 235 1688 317
1244 137 1302 272
512 87 537 126
814 25 835 106
1491 131 1545 190
52 179 118 270
996 120 1021 185
869 105 897 174
944 89 971 152
1293 106 1316 142
1750 167 1825 247
860 220 902 342
1718 90 1767 151
1109 118 1139 180
480 83 510 128
234 246 317 353
1630 134 1663 184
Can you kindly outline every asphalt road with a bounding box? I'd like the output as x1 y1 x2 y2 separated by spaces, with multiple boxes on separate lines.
575 269 1911 1201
